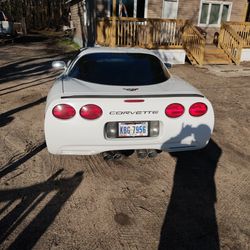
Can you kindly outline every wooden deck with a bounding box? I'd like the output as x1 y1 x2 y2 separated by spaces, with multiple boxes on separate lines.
96 18 250 66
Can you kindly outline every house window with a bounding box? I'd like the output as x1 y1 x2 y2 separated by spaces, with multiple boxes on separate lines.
108 0 148 18
199 1 232 26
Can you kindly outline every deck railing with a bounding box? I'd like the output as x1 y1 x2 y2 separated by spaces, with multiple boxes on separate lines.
96 19 249 65
219 23 243 65
96 17 186 49
226 21 250 48
182 24 205 65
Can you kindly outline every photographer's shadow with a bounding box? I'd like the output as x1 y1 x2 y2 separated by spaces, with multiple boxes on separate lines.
159 125 222 250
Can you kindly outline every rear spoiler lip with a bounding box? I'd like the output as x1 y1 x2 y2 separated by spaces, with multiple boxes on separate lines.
61 94 204 99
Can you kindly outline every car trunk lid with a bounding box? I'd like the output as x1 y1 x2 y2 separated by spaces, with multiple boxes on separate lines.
62 75 204 98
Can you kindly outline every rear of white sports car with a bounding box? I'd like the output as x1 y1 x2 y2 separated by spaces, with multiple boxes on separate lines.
45 48 214 157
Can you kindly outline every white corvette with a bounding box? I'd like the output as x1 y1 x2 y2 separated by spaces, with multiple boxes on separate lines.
45 47 214 159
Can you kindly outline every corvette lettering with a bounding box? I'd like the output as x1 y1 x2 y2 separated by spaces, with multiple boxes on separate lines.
110 111 159 115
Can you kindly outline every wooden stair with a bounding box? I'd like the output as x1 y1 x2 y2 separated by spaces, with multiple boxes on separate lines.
203 45 232 65
186 44 233 65
186 52 198 65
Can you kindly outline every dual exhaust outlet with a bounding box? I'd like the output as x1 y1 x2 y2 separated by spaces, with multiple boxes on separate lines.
102 149 159 160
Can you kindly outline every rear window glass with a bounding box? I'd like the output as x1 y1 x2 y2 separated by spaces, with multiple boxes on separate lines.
69 52 169 86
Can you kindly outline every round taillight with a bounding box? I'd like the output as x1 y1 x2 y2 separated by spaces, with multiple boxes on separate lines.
165 103 185 118
189 102 208 117
80 104 103 120
52 104 76 119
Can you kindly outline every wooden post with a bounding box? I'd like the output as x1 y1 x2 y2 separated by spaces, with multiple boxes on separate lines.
218 23 224 49
111 0 117 47
96 19 104 45
147 20 153 49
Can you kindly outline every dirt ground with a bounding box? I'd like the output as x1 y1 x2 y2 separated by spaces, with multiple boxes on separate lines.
0 35 249 250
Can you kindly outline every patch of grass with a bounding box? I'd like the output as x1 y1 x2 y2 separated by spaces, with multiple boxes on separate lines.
56 38 80 52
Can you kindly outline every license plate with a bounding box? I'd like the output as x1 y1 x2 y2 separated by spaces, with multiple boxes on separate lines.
118 122 148 137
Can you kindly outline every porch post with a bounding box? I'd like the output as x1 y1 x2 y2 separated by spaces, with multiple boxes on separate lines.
111 0 117 46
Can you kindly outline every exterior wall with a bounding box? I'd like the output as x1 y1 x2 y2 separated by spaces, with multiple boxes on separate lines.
70 2 86 47
178 0 201 23
147 0 164 18
70 0 96 47
230 0 248 22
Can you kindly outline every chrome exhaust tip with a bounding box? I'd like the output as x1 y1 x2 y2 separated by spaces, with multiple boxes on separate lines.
147 149 158 158
136 149 148 159
113 151 122 160
102 151 123 160
102 151 114 161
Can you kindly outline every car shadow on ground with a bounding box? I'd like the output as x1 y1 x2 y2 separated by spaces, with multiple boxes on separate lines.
0 169 84 249
159 137 222 249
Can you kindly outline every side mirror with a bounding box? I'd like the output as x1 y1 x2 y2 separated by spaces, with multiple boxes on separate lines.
165 63 172 69
52 61 66 70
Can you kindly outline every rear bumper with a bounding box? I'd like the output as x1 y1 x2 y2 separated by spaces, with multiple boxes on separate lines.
44 96 214 155
46 143 208 155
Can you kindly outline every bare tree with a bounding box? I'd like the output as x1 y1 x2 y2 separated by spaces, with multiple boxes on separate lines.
0 0 69 30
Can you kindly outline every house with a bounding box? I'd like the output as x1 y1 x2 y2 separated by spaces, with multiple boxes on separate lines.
67 0 250 65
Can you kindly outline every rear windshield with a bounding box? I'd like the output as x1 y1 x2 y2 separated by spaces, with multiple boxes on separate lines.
69 52 169 86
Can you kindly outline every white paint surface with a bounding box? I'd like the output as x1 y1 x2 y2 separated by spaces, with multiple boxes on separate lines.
240 48 250 62
152 49 186 64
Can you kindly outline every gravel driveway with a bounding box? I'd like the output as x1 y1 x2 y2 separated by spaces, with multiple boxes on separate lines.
0 36 249 250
